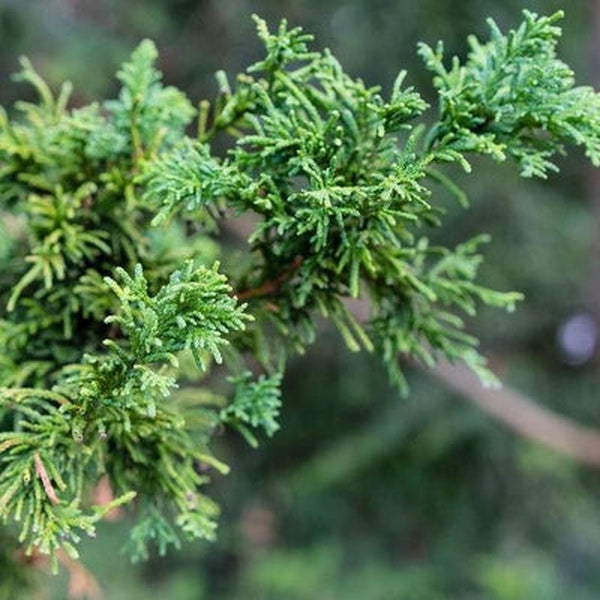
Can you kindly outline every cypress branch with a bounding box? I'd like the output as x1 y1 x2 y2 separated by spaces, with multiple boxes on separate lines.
0 9 598 579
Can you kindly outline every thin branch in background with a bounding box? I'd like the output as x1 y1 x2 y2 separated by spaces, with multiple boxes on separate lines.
431 359 600 466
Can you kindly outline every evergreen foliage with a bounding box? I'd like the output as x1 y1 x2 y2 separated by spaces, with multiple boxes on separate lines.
0 9 598 580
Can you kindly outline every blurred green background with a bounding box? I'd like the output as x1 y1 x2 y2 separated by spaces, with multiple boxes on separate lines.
2 1 600 598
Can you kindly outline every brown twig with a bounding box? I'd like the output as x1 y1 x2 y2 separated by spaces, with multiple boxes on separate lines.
33 453 60 505
236 278 281 302
236 255 303 302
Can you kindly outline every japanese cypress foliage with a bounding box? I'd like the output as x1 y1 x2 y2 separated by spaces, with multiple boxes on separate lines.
0 9 599 584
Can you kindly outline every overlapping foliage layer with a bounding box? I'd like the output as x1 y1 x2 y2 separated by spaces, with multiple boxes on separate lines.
1 9 599 571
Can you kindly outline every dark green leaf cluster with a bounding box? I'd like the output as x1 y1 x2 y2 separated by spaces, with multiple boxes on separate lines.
1 9 599 570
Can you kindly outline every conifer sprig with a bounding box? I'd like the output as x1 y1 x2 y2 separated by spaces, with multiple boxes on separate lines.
1 9 598 573
419 10 600 177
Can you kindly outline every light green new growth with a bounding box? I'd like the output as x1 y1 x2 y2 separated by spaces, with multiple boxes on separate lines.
0 10 599 575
